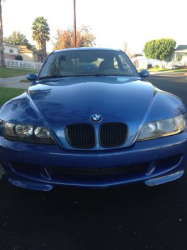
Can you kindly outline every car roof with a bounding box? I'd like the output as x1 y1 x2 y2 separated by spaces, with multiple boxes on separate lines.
53 47 121 54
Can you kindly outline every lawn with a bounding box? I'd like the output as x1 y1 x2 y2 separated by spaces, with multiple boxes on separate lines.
0 67 38 78
0 87 24 106
138 68 187 73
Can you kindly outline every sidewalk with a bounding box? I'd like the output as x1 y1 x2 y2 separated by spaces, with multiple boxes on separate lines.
150 71 187 76
0 75 30 89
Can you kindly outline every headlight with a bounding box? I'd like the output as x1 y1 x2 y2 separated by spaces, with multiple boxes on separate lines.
137 114 186 141
3 122 56 144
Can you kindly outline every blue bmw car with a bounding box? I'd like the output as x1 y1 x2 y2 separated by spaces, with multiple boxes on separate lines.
0 48 187 191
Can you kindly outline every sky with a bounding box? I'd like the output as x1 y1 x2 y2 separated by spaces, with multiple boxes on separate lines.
2 0 187 54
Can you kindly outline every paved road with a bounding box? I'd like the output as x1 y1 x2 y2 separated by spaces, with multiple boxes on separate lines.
149 73 187 106
0 75 30 89
0 74 187 250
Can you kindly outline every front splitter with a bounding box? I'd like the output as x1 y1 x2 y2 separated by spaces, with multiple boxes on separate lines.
144 171 184 186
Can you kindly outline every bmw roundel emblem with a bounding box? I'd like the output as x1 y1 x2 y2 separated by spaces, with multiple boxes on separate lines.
90 114 102 122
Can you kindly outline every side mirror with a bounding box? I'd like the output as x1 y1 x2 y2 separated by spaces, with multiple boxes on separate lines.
139 69 149 78
26 73 37 81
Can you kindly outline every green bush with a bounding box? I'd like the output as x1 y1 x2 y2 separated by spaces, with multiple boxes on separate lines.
155 65 160 69
15 55 23 61
147 64 152 69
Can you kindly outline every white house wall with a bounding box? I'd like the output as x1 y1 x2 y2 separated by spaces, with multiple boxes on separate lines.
4 45 19 55
131 57 168 69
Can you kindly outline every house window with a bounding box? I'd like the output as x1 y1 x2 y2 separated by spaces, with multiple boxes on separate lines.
9 49 14 53
178 55 183 61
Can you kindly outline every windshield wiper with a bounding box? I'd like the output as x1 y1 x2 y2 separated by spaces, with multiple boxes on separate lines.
38 75 70 80
38 73 134 80
94 73 106 76
64 74 107 77
72 73 131 77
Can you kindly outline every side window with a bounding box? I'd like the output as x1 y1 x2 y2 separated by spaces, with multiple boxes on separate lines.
113 57 119 69
118 54 133 74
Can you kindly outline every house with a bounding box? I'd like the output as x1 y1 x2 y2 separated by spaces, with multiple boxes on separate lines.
4 43 19 60
131 56 166 69
173 45 187 66
18 46 40 62
131 45 187 69
2 43 41 63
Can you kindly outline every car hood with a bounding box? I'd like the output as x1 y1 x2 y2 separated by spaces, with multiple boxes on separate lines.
1 76 185 149
27 76 154 147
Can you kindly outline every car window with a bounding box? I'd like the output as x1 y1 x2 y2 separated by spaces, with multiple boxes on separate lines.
118 54 134 75
73 58 103 74
113 57 119 69
39 50 138 79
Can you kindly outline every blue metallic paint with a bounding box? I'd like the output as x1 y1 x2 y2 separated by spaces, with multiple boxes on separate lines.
1 76 185 151
0 49 187 191
0 126 187 190
139 69 149 78
26 73 37 81
145 171 184 186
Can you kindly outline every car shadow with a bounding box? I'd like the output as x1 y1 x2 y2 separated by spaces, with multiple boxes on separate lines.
0 171 186 250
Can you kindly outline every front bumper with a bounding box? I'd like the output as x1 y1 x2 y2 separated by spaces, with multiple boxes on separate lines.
0 131 187 191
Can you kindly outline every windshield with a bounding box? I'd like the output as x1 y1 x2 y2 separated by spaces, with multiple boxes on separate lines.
38 50 139 79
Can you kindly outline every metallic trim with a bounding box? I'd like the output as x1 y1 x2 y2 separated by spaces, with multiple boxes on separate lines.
90 114 102 123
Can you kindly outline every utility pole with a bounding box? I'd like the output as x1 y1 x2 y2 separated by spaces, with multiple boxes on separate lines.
124 42 128 53
73 0 77 47
0 0 6 68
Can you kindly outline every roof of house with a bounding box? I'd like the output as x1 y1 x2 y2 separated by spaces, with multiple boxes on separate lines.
18 45 33 54
175 45 187 51
4 42 19 48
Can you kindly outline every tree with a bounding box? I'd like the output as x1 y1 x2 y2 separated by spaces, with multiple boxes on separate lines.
0 0 6 68
32 16 50 62
53 25 95 50
143 38 176 66
5 31 29 46
4 31 36 51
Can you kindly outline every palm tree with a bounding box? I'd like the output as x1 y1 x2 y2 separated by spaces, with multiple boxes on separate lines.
32 17 50 62
0 0 6 68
